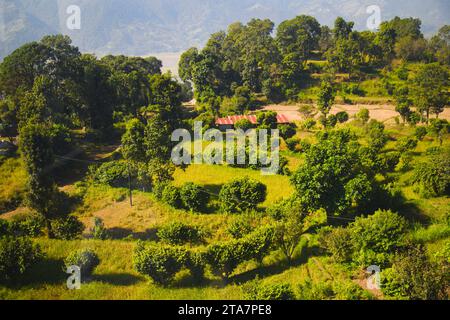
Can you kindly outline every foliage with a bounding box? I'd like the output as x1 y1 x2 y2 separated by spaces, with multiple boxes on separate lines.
51 216 85 240
382 245 448 300
64 249 100 279
291 130 378 215
243 280 295 300
219 177 267 213
134 242 188 285
91 217 109 240
412 154 450 198
161 184 183 209
350 210 407 267
0 236 42 282
180 183 210 212
157 222 205 245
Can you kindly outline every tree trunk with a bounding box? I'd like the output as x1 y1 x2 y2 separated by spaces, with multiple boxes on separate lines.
46 219 54 239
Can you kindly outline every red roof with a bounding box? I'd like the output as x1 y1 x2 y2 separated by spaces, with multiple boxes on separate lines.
215 114 290 126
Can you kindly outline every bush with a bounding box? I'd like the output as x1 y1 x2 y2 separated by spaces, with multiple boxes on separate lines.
64 249 100 280
161 184 183 209
51 215 85 240
396 137 418 153
180 183 209 212
297 279 371 300
285 138 300 152
414 126 428 141
219 178 267 213
92 161 129 188
204 241 249 280
279 124 296 140
379 152 401 173
0 236 42 282
320 227 353 263
133 242 188 286
350 210 407 267
302 119 316 131
243 226 276 264
227 217 253 239
157 222 205 245
8 214 45 237
244 280 296 300
91 217 109 240
356 108 370 124
336 111 349 123
412 154 450 198
381 245 448 300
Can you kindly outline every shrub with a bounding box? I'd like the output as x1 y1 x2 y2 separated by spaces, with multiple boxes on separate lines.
320 227 353 263
157 222 205 245
302 119 316 131
0 236 42 282
336 111 349 123
412 154 450 198
396 137 418 153
185 250 206 282
227 217 253 239
414 126 428 141
8 214 45 237
297 279 335 300
91 217 109 240
219 178 267 213
51 215 85 240
285 138 300 152
350 210 407 267
204 241 249 280
161 184 183 209
381 245 448 300
64 249 100 280
379 152 401 173
92 161 129 188
153 181 168 199
244 280 296 300
180 183 209 212
327 114 338 128
133 242 188 286
279 124 296 140
243 226 276 264
356 108 370 124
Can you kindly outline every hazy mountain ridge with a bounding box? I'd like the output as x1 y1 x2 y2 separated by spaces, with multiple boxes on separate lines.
1 0 449 60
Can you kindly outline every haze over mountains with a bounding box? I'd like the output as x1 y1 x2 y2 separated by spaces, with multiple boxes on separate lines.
1 0 449 61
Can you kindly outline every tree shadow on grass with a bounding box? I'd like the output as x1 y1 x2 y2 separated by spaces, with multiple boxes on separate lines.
107 227 158 241
93 273 143 286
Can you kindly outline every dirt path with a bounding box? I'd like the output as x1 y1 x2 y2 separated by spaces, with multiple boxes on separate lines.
263 104 450 124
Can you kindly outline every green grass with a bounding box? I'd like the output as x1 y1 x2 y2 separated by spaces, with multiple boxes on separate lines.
0 156 27 213
173 164 294 207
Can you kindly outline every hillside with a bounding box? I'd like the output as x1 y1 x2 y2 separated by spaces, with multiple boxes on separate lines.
1 0 450 60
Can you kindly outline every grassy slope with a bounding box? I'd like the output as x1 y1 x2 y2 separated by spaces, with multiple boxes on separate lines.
0 122 448 300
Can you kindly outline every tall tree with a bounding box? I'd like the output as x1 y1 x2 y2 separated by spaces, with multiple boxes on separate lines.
20 123 59 238
412 63 449 122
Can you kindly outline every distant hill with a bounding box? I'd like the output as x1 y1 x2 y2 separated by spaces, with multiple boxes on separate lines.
1 0 449 61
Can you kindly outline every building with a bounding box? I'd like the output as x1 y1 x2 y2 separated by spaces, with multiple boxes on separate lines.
215 114 291 130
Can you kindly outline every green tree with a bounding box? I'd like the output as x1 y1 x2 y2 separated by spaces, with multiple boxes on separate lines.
20 124 60 237
412 63 449 122
317 81 335 118
291 130 377 215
